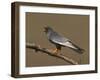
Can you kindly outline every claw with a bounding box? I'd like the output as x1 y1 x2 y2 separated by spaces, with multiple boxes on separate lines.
53 48 58 53
52 48 61 55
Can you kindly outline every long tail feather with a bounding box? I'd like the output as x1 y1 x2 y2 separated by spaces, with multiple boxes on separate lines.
70 42 85 54
65 41 85 54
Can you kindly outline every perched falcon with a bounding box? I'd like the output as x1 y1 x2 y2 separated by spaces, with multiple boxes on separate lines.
44 26 85 54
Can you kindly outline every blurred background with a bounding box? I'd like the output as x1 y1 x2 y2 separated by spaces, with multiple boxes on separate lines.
26 12 89 67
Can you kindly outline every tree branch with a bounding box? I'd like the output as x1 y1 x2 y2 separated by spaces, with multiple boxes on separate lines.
26 43 78 65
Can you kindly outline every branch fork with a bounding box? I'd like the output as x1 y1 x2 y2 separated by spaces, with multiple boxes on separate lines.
26 43 78 65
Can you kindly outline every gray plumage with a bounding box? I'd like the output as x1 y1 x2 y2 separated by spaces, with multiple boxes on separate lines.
44 26 85 54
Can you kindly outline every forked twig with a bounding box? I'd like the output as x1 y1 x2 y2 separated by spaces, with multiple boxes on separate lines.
26 43 78 65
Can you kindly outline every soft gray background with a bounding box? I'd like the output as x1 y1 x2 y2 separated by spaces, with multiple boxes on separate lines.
26 12 89 67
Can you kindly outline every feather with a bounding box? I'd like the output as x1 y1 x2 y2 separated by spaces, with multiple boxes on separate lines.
66 41 85 54
44 26 85 54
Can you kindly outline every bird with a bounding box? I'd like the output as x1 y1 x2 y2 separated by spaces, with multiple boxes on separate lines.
44 26 85 54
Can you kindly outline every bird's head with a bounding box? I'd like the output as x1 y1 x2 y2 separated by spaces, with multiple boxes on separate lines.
44 26 53 33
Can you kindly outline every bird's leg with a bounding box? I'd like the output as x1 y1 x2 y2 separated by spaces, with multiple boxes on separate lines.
52 48 61 55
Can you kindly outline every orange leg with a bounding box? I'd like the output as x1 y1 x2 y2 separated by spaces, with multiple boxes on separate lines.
52 48 61 55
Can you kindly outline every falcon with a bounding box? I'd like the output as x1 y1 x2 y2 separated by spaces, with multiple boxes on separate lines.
44 26 85 54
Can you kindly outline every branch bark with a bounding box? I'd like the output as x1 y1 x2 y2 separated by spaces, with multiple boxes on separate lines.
26 43 78 65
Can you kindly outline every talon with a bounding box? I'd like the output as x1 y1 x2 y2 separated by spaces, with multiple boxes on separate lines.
53 48 58 53
52 48 61 55
48 48 61 55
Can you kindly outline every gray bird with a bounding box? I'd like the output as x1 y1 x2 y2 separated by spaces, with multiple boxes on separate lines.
44 26 85 54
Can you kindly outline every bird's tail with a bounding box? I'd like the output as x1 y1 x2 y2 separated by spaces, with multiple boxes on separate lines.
70 43 85 54
71 46 85 54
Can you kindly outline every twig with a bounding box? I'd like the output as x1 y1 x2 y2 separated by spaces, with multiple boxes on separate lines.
26 43 78 65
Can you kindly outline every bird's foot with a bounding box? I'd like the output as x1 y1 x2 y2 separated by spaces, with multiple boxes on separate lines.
52 49 60 55
53 48 58 53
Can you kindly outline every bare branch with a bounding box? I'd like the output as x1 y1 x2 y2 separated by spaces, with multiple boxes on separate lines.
26 43 78 65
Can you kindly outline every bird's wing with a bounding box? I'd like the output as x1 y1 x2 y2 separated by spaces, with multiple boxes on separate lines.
51 36 77 49
47 28 84 53
49 32 75 49
52 37 84 54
